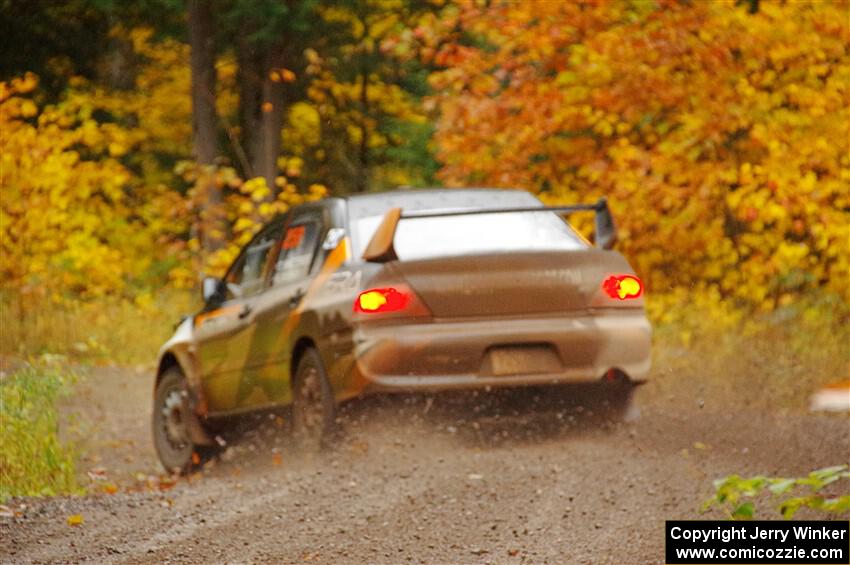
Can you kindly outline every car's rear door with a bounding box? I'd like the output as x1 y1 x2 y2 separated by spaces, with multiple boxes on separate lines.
195 221 284 412
240 209 325 407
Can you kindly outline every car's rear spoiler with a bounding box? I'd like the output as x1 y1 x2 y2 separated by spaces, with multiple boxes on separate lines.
362 197 617 262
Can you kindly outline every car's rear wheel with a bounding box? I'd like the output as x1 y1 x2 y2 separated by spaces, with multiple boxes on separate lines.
153 367 214 473
292 347 336 451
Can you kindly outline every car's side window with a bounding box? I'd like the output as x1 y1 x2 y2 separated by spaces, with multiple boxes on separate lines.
273 220 321 286
224 224 283 300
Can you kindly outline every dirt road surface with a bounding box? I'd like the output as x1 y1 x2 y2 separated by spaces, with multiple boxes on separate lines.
2 365 848 564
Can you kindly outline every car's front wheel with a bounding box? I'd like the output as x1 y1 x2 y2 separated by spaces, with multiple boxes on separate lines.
152 367 213 473
292 347 336 451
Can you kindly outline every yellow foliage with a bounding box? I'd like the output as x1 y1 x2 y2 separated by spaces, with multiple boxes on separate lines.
178 163 328 277
0 74 180 301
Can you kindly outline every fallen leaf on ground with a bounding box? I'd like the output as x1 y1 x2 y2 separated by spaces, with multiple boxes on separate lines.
158 476 177 491
87 467 108 481
67 514 84 526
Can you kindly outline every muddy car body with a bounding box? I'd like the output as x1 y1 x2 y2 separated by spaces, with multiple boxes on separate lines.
153 189 652 471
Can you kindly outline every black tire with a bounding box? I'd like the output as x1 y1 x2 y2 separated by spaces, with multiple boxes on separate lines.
291 347 336 451
152 367 212 473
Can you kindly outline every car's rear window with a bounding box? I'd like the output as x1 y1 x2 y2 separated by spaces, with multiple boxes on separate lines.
353 211 587 261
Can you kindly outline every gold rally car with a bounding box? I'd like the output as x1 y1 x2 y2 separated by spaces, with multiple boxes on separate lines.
153 189 652 472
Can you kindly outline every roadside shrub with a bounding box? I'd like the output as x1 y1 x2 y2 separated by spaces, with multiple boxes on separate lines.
0 362 83 501
704 465 850 520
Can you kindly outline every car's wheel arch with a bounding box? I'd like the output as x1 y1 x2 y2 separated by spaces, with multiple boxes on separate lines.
154 347 211 427
155 348 196 387
152 360 216 459
156 351 181 388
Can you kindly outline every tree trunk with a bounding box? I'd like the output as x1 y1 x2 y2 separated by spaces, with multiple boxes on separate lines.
188 0 223 260
259 61 286 189
189 0 217 165
237 36 286 192
357 65 370 193
237 34 261 180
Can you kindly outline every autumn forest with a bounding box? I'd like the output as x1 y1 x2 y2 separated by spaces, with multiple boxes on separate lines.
1 0 850 529
1 0 848 355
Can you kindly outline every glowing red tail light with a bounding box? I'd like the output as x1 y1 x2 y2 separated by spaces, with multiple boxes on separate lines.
355 287 408 313
353 285 431 317
602 275 643 300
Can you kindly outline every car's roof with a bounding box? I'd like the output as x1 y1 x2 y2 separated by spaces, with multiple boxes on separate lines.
341 188 542 220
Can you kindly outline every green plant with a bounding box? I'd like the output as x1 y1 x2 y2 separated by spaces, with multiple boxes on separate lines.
704 465 850 520
0 362 85 501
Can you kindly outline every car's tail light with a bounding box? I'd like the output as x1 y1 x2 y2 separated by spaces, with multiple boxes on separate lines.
355 287 407 313
602 275 643 300
353 285 431 317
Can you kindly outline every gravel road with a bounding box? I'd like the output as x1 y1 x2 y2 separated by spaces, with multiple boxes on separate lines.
2 364 848 564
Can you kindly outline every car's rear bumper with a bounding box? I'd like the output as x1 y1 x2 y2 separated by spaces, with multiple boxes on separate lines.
351 309 651 393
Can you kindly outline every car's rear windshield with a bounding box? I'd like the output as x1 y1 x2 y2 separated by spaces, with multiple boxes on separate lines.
353 210 587 261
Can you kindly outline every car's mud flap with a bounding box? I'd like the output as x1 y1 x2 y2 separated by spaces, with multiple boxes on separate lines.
187 409 215 446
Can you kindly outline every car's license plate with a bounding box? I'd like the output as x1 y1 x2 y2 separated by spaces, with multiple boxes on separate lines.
487 346 562 376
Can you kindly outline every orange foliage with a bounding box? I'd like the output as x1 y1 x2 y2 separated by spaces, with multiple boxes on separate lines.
423 0 850 311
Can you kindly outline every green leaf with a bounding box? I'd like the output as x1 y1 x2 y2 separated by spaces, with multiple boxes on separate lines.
739 476 768 496
768 479 795 495
779 497 804 519
713 476 735 490
811 465 848 480
822 495 850 513
732 502 754 520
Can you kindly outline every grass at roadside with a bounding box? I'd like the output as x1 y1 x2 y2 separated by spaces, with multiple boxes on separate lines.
650 291 849 410
0 362 84 501
0 292 193 501
0 291 197 366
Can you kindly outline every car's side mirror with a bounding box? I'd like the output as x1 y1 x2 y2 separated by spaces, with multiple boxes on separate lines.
322 227 346 250
202 276 222 302
594 198 618 250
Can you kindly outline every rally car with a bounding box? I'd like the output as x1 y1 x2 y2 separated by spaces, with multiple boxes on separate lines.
153 188 652 472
